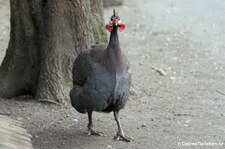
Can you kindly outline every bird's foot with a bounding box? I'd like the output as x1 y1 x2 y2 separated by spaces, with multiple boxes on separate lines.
113 133 133 142
88 129 104 136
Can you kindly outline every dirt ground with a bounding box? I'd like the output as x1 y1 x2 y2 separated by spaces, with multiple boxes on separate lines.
1 0 225 149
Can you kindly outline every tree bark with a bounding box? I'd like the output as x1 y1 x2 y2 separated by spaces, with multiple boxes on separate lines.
0 0 107 103
91 0 107 44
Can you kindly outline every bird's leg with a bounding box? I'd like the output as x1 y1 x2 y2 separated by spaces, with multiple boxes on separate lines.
87 111 103 136
113 111 133 142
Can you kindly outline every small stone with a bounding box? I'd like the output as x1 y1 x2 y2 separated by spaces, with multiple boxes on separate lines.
185 119 190 123
170 77 176 80
141 123 147 127
63 136 67 140
130 88 137 96
60 142 65 145
73 118 79 122
17 117 22 121
151 66 167 76
34 135 39 138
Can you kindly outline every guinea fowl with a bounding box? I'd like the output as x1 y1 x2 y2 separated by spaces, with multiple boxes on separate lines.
70 10 132 142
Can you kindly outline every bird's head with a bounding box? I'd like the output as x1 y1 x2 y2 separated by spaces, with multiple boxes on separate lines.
105 9 126 32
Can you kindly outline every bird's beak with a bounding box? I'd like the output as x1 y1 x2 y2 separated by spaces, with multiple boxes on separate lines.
113 19 119 26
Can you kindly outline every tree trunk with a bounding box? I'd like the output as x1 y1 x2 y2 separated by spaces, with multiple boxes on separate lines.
91 0 107 44
0 0 107 103
103 0 123 8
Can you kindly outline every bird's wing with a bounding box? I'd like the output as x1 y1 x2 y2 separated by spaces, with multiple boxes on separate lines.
72 52 91 86
122 54 131 71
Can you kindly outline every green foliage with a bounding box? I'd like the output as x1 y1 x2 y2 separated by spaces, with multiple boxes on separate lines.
91 17 107 44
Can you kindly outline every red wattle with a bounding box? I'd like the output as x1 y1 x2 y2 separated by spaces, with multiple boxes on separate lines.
119 24 126 32
105 24 113 32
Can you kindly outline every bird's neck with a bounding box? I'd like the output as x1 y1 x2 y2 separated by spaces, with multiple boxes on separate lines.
103 27 124 73
108 27 120 49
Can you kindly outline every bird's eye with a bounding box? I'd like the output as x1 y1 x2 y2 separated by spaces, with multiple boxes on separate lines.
110 18 113 21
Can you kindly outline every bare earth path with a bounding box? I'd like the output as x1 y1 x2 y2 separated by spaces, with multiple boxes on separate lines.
0 0 225 148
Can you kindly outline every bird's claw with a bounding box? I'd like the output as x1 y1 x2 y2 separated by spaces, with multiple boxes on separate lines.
113 134 133 142
88 130 104 136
